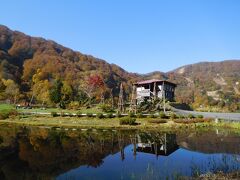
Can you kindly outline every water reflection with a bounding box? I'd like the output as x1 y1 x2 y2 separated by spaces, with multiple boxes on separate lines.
136 133 179 157
0 125 239 179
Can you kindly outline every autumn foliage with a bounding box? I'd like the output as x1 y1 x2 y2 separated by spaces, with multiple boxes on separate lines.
0 25 239 111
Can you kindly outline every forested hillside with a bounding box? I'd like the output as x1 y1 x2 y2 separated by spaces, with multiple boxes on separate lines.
0 25 239 111
0 25 139 107
171 61 240 111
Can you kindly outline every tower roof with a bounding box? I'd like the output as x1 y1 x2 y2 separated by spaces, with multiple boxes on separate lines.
134 79 177 86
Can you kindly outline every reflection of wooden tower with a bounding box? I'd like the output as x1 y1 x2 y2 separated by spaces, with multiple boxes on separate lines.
118 134 125 161
131 134 137 160
129 85 137 113
118 83 124 113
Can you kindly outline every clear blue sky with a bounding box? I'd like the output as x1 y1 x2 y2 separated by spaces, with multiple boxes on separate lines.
1 0 240 73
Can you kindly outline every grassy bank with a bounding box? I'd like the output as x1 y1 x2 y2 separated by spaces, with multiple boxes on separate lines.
0 104 14 113
0 103 240 131
189 171 240 180
1 114 240 131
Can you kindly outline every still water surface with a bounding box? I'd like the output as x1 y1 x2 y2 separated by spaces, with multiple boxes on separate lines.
0 125 239 179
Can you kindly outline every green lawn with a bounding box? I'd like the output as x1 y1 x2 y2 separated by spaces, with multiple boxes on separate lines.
16 105 103 114
0 116 175 129
0 103 14 113
0 103 106 116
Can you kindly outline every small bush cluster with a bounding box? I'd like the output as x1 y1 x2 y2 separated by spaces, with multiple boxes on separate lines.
106 113 114 118
0 110 19 120
68 113 74 117
9 110 19 117
136 112 144 118
96 113 104 119
120 117 136 125
159 112 167 119
174 118 212 124
60 112 67 117
148 113 155 118
100 104 114 113
116 113 123 118
128 112 135 118
170 113 178 119
0 112 9 120
87 113 93 117
51 112 58 117
178 115 186 119
188 114 195 119
76 111 82 117
196 114 204 119
148 119 167 124
67 101 80 110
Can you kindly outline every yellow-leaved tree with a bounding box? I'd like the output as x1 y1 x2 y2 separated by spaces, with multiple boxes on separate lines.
32 69 51 106
2 79 20 104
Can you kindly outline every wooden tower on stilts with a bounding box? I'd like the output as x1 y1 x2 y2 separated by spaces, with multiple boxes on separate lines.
118 83 124 113
129 84 137 113
110 88 114 108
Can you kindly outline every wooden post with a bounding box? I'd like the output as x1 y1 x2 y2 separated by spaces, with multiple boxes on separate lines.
153 82 157 100
29 93 34 106
118 83 124 113
110 88 114 108
163 81 166 113
129 85 137 114
100 90 105 104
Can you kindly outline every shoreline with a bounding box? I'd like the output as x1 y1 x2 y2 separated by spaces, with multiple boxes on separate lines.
1 115 240 132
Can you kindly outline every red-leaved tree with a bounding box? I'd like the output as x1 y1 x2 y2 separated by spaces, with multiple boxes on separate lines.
82 74 105 102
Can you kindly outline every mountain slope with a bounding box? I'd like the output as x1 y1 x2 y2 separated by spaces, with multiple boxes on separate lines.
0 25 239 111
169 60 240 111
0 25 139 99
143 60 240 111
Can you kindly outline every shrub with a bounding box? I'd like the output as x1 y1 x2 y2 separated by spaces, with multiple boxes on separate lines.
178 114 185 119
170 113 177 119
96 113 104 119
128 112 135 118
68 113 74 117
60 112 67 117
148 119 167 124
106 113 114 118
51 112 58 117
193 118 204 123
0 109 19 120
67 101 80 110
203 118 212 123
0 112 9 120
87 113 93 117
100 104 114 113
9 110 19 117
136 112 144 118
148 113 155 118
159 112 167 119
76 111 82 117
188 114 195 119
174 119 190 124
197 114 204 119
120 117 136 125
174 118 211 124
116 112 123 118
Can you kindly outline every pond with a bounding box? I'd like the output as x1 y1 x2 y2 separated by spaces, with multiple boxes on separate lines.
0 125 240 179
